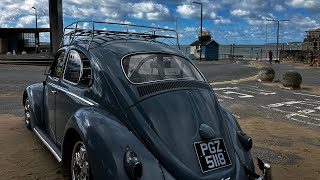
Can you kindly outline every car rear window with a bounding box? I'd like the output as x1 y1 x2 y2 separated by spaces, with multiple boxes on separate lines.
122 54 205 83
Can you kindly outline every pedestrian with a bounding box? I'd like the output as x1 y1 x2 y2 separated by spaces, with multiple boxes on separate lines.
268 50 273 64
310 52 318 67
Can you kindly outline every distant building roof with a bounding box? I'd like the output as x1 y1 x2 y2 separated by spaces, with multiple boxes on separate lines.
190 39 219 46
306 28 320 32
0 28 50 33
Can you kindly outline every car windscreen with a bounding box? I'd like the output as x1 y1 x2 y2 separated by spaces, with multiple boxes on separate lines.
122 54 205 83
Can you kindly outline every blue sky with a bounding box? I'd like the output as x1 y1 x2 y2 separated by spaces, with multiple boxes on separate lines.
1 0 320 45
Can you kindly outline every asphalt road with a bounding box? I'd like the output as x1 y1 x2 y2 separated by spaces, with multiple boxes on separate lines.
0 62 319 179
1 62 319 129
195 61 257 82
195 61 320 130
0 65 47 116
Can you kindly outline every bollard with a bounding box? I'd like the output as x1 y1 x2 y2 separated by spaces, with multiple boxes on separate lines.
281 71 302 89
258 67 275 82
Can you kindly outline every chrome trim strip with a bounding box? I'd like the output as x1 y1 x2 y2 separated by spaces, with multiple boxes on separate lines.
33 128 62 163
47 82 96 106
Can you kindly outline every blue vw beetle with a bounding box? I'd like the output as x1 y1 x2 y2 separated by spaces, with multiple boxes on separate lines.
23 21 271 180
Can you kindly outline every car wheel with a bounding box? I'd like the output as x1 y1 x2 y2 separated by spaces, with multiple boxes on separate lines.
24 97 32 130
71 141 90 180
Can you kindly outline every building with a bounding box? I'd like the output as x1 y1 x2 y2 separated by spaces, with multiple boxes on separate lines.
190 39 219 61
189 30 219 61
0 28 50 54
303 28 320 50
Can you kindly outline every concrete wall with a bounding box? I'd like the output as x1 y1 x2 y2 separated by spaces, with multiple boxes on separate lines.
280 50 318 62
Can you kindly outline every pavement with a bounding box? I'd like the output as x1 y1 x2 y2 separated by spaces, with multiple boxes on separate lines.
0 53 53 65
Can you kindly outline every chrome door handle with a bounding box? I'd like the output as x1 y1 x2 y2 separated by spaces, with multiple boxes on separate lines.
51 90 57 94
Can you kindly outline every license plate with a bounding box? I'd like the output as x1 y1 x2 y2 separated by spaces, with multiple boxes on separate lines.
194 138 232 173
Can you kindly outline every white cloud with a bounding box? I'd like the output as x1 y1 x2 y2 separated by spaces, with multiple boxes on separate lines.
16 15 35 28
274 5 285 12
176 4 197 18
184 27 198 32
128 2 171 21
230 9 250 17
214 18 232 25
286 0 320 9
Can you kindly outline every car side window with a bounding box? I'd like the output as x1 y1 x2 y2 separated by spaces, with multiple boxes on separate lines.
50 51 66 78
63 50 92 86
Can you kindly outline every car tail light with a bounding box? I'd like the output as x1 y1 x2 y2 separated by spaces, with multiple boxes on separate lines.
124 149 142 180
237 131 252 151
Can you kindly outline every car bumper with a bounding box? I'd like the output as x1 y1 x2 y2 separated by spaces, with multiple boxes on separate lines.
257 158 272 180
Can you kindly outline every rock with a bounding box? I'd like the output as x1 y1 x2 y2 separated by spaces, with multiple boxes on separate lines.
22 51 27 55
6 52 12 55
258 67 275 82
281 71 302 88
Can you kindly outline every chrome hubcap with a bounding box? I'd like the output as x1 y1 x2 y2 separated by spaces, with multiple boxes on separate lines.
72 142 89 180
24 99 30 125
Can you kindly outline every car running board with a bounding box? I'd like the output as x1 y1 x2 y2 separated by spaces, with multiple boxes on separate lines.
33 127 62 163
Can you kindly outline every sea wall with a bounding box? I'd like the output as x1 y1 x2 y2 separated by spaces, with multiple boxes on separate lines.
280 50 317 62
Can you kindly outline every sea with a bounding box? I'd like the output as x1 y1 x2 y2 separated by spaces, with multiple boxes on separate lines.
179 43 303 60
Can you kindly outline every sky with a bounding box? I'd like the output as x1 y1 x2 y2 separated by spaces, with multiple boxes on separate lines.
0 0 320 45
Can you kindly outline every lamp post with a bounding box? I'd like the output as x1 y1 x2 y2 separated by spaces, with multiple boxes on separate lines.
267 19 289 62
32 6 38 53
193 1 203 61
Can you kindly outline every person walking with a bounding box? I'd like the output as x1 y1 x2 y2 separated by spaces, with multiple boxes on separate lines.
268 50 273 64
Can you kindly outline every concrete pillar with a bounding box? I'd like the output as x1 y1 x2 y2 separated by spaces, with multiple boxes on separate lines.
49 0 63 54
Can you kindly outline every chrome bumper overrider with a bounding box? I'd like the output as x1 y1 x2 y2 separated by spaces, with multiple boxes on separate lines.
257 158 272 180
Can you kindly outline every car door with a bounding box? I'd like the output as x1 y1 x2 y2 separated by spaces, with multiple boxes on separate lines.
55 49 93 146
45 50 66 143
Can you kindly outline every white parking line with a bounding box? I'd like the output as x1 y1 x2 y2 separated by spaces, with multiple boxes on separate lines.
262 99 320 127
213 86 276 99
237 89 276 95
223 91 254 98
215 93 234 100
212 87 239 91
293 92 320 98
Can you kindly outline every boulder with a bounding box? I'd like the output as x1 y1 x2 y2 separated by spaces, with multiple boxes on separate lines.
258 67 275 82
281 71 302 88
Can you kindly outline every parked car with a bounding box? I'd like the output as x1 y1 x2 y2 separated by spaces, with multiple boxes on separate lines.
23 21 271 180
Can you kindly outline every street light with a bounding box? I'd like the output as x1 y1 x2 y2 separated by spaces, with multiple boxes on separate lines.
193 1 203 61
32 6 38 53
267 19 289 63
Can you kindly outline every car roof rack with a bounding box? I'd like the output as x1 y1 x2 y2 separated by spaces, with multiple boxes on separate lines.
60 21 180 50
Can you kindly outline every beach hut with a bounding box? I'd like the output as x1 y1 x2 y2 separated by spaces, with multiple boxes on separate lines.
190 30 219 61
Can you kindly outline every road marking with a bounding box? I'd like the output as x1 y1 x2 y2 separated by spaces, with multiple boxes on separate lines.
212 87 239 91
305 99 320 104
213 85 276 99
215 93 234 100
293 92 320 98
262 99 320 127
266 101 303 108
223 91 254 98
237 89 276 95
210 75 258 85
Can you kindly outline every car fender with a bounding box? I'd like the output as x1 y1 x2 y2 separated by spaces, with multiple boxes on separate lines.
23 83 44 128
63 107 165 180
220 106 254 171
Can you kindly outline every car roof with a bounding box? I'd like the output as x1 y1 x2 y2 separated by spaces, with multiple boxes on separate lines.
73 35 185 59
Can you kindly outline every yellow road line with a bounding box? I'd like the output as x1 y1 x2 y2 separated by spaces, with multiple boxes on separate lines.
210 75 258 85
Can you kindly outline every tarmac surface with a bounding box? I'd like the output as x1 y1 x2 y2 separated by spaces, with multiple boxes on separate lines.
0 60 319 179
